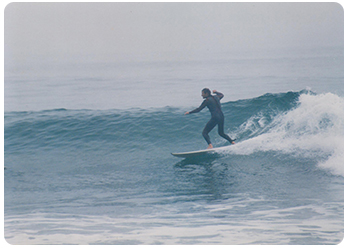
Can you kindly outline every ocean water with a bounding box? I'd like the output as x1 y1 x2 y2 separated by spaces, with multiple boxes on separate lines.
4 47 344 244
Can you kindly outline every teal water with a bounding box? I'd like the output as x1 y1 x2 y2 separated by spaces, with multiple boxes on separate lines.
4 47 344 244
4 90 344 244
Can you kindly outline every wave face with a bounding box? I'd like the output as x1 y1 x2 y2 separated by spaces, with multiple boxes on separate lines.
5 90 344 175
4 90 344 244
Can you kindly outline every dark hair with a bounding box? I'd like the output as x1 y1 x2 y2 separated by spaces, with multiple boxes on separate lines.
202 88 211 95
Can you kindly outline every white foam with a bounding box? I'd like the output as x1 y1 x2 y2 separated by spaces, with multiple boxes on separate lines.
229 92 344 176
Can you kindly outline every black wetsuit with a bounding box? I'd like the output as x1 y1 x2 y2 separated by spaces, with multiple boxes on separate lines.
189 91 233 145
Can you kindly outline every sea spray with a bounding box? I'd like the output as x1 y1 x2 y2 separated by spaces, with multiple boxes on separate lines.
225 92 344 175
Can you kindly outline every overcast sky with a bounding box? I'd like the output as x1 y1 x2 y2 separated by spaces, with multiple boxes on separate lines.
4 2 344 64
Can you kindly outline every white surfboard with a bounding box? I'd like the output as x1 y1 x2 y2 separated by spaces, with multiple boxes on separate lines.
171 145 233 158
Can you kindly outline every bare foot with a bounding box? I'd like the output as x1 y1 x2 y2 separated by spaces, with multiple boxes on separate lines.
207 144 213 149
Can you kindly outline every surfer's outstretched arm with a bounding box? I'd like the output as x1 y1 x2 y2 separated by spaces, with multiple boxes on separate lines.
184 99 208 115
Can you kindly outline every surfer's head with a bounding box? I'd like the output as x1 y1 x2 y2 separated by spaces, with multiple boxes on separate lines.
202 88 211 98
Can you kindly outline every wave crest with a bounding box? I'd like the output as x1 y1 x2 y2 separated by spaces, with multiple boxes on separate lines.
229 92 344 176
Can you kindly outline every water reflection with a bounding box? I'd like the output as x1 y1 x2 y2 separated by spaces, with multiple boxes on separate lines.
172 156 235 202
173 155 219 168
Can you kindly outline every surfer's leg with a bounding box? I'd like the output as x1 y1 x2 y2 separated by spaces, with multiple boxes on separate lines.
202 118 217 146
218 118 234 144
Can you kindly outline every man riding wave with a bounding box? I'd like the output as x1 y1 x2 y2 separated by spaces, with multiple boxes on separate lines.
185 88 235 149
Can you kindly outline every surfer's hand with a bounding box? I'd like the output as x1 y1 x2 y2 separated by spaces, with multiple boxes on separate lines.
185 111 190 115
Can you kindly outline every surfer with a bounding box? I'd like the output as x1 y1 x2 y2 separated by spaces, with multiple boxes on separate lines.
185 88 235 149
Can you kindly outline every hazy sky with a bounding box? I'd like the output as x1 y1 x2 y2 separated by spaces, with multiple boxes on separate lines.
4 2 344 63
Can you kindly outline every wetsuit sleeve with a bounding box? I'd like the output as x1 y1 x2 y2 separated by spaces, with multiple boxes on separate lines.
215 91 224 100
189 99 207 114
